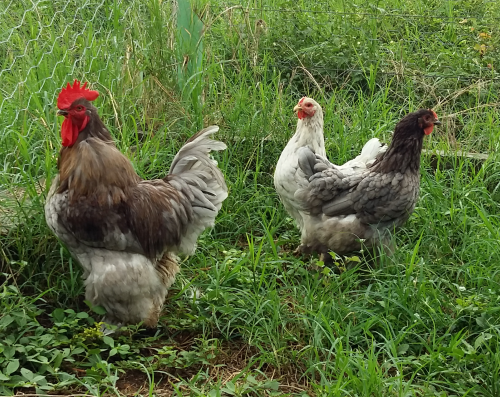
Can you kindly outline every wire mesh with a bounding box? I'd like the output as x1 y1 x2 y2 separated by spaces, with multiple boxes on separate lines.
0 0 499 179
208 1 500 82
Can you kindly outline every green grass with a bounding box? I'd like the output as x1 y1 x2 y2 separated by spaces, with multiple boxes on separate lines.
1 0 500 395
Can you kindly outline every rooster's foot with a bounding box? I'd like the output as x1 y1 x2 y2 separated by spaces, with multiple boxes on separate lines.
100 318 123 335
319 252 341 274
293 244 306 257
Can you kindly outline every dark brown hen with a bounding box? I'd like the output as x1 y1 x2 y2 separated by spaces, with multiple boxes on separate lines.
295 109 440 259
45 80 228 330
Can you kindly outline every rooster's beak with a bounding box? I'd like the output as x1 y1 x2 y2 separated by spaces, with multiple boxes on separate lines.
57 109 68 116
293 104 301 113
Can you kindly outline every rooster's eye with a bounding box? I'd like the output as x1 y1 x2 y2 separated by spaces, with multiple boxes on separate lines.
76 106 84 111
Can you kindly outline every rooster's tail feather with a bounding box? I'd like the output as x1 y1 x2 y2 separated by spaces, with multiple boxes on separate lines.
168 126 228 255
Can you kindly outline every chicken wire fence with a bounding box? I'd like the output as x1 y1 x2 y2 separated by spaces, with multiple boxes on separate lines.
209 1 500 113
1 0 499 174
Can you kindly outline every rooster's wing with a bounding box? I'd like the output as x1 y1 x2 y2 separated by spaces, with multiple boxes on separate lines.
46 173 195 259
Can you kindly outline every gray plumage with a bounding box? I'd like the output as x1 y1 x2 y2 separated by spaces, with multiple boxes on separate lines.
294 108 440 257
274 97 387 251
46 95 228 329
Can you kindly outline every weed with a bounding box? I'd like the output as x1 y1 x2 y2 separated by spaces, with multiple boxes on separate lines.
1 0 500 396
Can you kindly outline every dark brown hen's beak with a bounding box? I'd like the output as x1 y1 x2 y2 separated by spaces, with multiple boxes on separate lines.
57 109 68 116
433 120 441 125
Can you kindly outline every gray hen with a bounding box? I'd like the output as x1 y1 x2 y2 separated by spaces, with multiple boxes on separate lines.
274 97 386 237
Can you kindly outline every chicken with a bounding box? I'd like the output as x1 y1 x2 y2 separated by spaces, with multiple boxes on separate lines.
45 80 228 329
295 109 440 261
274 96 386 238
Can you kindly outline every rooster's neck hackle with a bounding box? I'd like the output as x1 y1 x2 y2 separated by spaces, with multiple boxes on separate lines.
81 111 115 144
57 109 139 198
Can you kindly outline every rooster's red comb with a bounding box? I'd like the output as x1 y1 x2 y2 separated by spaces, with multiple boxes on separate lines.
57 79 99 109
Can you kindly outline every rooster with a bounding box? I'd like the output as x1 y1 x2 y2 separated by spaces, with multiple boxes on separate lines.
274 97 386 248
45 80 228 329
295 108 440 261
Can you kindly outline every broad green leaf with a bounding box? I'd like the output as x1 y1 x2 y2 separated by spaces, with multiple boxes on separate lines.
21 367 35 381
5 359 19 375
103 336 114 348
397 344 409 355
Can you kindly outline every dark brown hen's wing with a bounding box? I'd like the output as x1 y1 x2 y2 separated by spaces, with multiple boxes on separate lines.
295 147 420 225
294 147 363 215
321 169 420 225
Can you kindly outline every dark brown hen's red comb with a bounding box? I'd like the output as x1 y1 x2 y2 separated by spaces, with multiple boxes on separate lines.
57 79 99 109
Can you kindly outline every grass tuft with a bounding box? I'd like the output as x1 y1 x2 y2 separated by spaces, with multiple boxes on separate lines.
1 0 500 395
